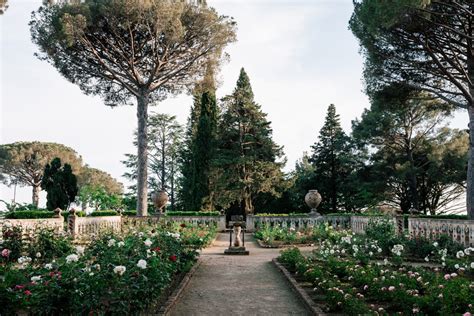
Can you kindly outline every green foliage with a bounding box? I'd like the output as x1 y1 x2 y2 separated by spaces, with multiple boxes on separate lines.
352 85 467 214
213 68 286 214
0 142 82 207
4 210 57 219
78 184 122 211
41 158 78 211
165 211 220 217
278 247 305 272
309 104 362 213
0 224 215 314
122 210 137 216
89 210 119 217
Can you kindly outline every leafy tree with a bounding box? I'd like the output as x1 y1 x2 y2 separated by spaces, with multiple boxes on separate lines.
214 68 286 215
30 0 236 216
77 165 123 210
310 104 359 213
122 113 183 210
350 0 474 218
352 85 467 214
0 142 82 207
41 157 78 210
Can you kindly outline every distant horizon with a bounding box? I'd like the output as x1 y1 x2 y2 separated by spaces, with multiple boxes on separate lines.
0 0 468 210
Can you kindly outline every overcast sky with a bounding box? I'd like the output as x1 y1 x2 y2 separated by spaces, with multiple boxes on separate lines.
0 0 467 208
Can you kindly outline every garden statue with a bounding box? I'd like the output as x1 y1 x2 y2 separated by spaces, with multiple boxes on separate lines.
305 190 322 217
152 190 169 214
224 215 249 255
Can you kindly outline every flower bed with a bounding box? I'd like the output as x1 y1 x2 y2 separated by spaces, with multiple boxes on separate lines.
277 221 474 315
0 222 216 314
254 223 347 247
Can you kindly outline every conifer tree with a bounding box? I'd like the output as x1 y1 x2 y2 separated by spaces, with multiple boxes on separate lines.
190 89 218 211
41 157 78 211
214 68 285 215
310 104 356 213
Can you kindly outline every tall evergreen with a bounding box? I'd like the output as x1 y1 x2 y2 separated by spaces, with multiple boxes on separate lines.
41 157 78 211
214 68 285 215
178 67 219 212
310 104 355 213
190 90 218 211
178 95 202 210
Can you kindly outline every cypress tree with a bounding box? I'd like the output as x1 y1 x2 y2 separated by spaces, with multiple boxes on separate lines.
190 89 218 211
41 157 78 211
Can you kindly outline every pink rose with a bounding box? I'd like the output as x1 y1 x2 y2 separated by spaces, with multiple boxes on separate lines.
463 313 471 316
444 274 451 280
388 286 395 291
1 249 11 258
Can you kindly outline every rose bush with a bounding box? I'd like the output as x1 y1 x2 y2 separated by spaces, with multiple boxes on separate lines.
0 223 216 314
278 221 474 315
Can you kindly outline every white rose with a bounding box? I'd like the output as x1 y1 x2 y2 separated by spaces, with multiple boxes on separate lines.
44 263 53 270
144 239 152 247
137 259 147 269
113 265 126 276
66 254 79 263
31 276 42 282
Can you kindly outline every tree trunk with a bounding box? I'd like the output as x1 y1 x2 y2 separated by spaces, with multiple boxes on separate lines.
406 147 419 211
32 184 40 208
467 106 474 219
136 93 149 216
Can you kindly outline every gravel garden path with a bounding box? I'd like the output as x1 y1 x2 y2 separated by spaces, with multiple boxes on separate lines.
169 233 311 316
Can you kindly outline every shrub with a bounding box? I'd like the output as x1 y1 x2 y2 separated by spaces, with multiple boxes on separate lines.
165 211 220 217
89 210 118 217
122 210 137 216
5 211 57 219
278 247 305 272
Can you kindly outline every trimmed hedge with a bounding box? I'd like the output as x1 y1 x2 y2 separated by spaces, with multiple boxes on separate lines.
122 210 137 216
89 210 118 217
254 213 309 217
165 211 220 217
4 210 121 219
4 211 58 219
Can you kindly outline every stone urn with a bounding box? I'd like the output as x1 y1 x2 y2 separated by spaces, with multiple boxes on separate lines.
152 190 169 213
305 190 322 217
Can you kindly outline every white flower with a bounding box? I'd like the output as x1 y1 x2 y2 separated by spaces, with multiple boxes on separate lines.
144 239 152 247
113 265 126 276
108 239 116 247
89 272 94 276
31 276 42 282
137 259 147 269
455 264 460 269
433 242 439 247
17 256 32 265
36 252 42 258
75 246 85 255
138 232 144 237
117 241 125 247
464 248 472 255
66 254 79 263
456 250 465 259
470 262 474 269
424 256 430 262
93 264 101 271
44 263 53 270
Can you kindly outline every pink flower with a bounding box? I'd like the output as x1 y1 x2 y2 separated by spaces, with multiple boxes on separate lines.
1 248 11 258
463 313 471 316
444 274 451 280
169 255 177 262
363 285 369 290
24 290 32 296
14 285 25 290
388 286 395 292
450 273 458 278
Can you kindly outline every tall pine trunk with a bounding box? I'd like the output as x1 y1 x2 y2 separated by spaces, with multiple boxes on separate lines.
32 184 40 208
467 105 474 219
136 93 149 216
